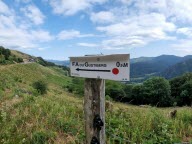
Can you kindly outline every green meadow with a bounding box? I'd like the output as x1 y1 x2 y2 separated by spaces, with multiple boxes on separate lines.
0 63 192 143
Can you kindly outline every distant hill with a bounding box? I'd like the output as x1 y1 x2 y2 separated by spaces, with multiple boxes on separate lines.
160 58 192 79
46 55 192 82
130 55 192 82
131 55 184 78
46 60 70 67
131 57 154 63
3 46 192 82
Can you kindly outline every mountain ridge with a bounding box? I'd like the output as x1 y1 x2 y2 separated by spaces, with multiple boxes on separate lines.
2 46 192 82
47 54 192 82
160 58 192 79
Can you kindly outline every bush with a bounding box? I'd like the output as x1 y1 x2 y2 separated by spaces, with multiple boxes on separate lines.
106 81 126 101
170 73 192 106
65 78 84 95
142 77 171 107
180 80 192 106
131 84 144 104
32 80 47 95
17 58 23 63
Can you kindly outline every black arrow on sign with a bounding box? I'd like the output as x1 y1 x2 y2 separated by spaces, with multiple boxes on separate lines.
76 68 111 72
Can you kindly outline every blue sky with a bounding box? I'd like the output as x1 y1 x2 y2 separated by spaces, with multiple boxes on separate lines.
0 0 192 60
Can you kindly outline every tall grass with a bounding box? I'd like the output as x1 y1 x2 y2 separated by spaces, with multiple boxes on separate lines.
0 63 192 143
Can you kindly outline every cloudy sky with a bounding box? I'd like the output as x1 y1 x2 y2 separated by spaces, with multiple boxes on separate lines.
1 0 192 60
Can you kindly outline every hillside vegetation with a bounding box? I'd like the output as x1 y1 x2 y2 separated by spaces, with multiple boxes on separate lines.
68 73 192 107
0 46 23 64
11 50 33 61
0 63 192 143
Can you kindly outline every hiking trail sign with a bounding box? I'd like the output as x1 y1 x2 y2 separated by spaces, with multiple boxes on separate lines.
70 54 130 81
69 54 130 144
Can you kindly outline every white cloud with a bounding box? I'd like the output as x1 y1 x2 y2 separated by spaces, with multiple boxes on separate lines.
57 30 95 40
101 36 146 50
0 0 12 15
77 36 147 50
177 27 192 38
57 30 80 40
0 28 38 49
94 0 192 50
38 47 46 51
78 43 98 47
0 25 54 49
0 15 15 29
119 0 134 5
0 1 53 50
96 13 176 49
48 0 107 16
90 11 115 24
120 0 192 24
172 39 192 53
30 30 54 42
166 0 192 23
97 13 175 36
21 5 45 25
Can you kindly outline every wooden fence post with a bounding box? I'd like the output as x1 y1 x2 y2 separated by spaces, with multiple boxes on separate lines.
84 78 105 144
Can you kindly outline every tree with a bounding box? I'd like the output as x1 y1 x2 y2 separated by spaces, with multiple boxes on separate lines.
180 80 192 106
0 47 11 64
17 58 23 63
5 49 11 60
170 73 192 106
142 77 171 107
123 84 133 101
132 84 144 105
106 81 126 101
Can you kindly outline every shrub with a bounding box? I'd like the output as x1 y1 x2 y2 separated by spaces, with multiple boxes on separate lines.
142 77 171 107
106 80 126 101
170 73 192 106
32 80 47 95
131 84 144 104
17 58 23 63
180 80 192 106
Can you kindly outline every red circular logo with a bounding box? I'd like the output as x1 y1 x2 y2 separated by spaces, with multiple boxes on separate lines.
112 68 119 75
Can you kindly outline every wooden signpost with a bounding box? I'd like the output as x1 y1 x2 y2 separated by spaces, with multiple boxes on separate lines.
70 54 130 144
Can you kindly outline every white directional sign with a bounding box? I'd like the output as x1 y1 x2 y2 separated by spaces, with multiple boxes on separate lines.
70 54 130 81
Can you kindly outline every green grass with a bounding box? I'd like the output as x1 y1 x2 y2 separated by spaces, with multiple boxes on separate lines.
11 50 33 60
0 63 192 143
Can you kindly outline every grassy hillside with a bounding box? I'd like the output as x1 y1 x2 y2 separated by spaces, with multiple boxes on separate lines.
0 47 23 64
0 63 192 143
11 50 34 61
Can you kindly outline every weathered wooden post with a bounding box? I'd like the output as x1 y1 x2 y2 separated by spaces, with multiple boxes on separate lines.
84 79 105 144
70 54 130 144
